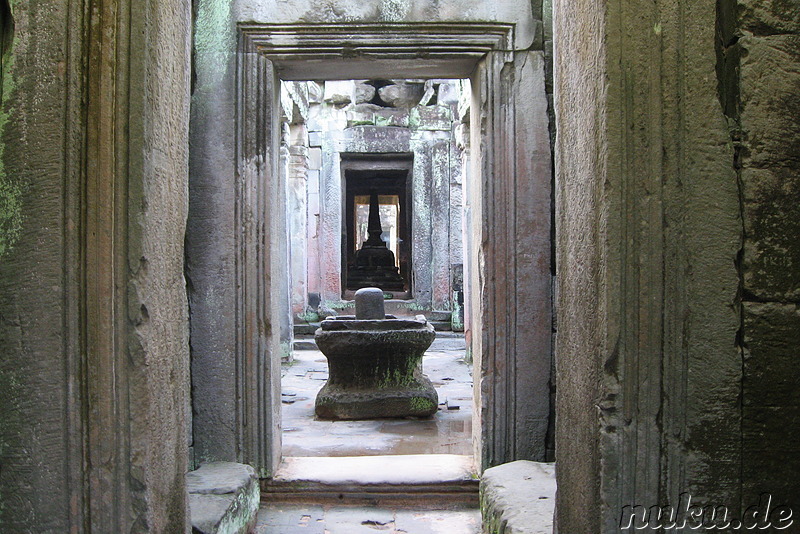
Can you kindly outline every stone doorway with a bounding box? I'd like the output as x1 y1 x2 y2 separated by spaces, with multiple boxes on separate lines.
189 22 552 479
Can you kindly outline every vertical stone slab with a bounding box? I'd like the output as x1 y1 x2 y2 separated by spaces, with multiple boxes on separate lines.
552 2 605 528
0 1 83 530
410 138 434 307
472 49 553 468
659 1 741 519
555 0 742 530
306 167 322 296
1 0 193 530
430 137 452 310
187 0 238 466
189 15 284 478
287 125 309 317
234 38 283 475
317 128 343 303
126 0 193 529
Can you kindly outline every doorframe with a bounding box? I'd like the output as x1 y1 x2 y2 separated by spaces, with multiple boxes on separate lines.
234 22 552 476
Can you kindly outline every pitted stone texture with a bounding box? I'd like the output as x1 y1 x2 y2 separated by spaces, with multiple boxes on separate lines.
739 33 800 301
321 317 425 331
378 82 425 108
187 462 257 495
188 463 260 534
354 287 385 319
0 0 192 530
480 461 555 534
354 82 376 104
742 303 800 499
315 384 438 420
314 322 437 419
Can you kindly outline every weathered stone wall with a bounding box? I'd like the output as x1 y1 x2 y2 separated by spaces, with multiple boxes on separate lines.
555 0 798 530
553 1 605 528
0 1 79 529
187 0 240 466
0 0 192 531
734 0 800 503
129 2 193 530
290 79 463 312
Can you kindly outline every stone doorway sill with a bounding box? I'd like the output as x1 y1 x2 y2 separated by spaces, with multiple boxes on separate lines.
262 454 478 506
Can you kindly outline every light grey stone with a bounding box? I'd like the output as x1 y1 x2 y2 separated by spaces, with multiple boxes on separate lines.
354 287 385 320
436 81 460 105
323 80 354 105
354 82 376 104
308 81 325 104
186 462 257 495
480 461 556 534
187 462 261 534
378 82 425 108
189 494 235 534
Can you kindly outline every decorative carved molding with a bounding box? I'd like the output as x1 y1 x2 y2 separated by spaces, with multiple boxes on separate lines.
239 23 514 80
240 22 514 55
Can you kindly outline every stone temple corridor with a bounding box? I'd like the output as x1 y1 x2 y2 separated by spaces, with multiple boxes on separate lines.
1 0 798 532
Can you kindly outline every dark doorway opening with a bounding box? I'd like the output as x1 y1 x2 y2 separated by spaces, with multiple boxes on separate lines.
342 153 413 299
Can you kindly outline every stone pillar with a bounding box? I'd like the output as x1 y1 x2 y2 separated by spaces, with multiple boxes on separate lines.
307 144 322 298
470 49 553 468
316 110 345 304
189 17 283 477
287 123 310 317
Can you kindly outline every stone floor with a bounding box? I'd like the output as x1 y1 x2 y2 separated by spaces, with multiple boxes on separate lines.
281 334 473 457
254 504 481 534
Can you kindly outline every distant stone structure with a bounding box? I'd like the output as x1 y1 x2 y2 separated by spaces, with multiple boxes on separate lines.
347 192 406 291
314 287 438 420
282 79 467 319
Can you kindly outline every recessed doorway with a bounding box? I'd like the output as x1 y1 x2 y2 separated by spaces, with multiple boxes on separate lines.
186 22 553 478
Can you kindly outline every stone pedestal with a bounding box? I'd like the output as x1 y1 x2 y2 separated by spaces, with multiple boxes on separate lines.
314 288 438 419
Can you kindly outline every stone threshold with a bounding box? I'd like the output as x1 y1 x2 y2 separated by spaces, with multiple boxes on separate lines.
262 454 478 506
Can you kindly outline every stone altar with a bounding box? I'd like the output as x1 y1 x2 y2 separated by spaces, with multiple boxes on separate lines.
314 287 439 420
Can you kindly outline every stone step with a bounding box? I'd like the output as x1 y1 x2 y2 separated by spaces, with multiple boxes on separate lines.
293 323 320 336
293 337 318 350
429 320 453 331
187 462 260 534
262 455 478 506
480 461 556 534
429 310 453 322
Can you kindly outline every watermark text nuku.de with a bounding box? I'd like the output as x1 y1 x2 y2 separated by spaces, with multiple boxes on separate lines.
620 493 793 530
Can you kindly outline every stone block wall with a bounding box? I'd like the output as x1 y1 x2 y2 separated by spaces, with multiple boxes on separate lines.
555 0 799 530
734 0 800 503
286 79 465 313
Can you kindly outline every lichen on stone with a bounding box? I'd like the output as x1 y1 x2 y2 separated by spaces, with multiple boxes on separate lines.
0 5 21 260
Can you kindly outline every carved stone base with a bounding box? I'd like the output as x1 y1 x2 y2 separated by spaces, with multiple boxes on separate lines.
314 318 438 420
315 379 439 420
